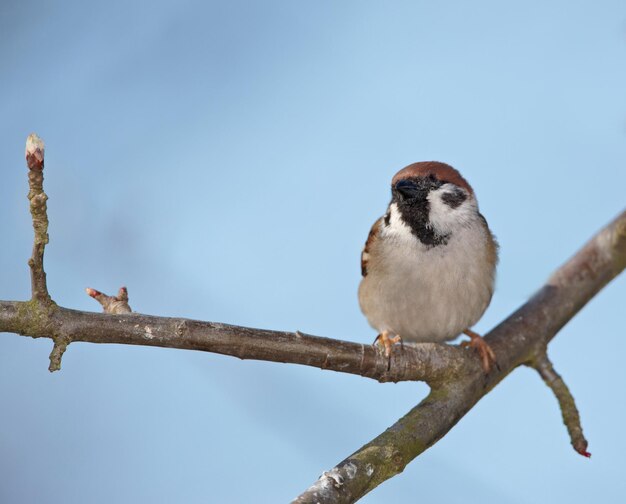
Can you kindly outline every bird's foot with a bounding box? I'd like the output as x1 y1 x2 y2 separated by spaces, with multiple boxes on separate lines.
461 329 498 373
373 331 403 369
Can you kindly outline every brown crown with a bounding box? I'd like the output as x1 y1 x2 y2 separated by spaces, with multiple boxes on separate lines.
391 161 473 195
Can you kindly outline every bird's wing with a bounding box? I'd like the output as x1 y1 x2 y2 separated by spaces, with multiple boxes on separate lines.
361 217 383 277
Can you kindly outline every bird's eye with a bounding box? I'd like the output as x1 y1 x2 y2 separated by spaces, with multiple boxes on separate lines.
441 189 467 209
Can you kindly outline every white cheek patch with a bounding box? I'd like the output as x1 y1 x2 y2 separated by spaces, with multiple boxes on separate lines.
382 203 417 242
428 185 478 233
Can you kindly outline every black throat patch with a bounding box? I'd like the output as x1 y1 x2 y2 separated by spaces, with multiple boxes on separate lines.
389 175 450 247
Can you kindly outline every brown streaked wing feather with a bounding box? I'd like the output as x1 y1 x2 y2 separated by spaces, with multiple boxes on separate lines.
479 213 499 268
361 217 383 277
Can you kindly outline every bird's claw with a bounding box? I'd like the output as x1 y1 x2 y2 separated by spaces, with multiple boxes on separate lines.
462 329 497 373
373 331 403 370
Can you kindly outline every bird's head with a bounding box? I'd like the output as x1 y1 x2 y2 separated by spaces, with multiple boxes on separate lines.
387 161 480 245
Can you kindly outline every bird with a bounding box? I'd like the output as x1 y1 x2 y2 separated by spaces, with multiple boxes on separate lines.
358 161 498 372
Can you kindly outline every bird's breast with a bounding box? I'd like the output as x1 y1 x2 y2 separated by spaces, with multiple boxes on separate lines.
358 223 495 342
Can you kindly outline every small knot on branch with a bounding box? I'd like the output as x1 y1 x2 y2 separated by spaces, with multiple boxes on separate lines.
86 286 132 314
530 353 590 458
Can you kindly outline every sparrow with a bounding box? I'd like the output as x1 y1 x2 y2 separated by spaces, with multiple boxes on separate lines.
358 161 498 372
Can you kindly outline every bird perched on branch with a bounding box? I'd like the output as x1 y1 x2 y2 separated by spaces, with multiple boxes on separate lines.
358 162 498 372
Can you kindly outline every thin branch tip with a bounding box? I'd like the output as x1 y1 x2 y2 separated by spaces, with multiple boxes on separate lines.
25 133 45 170
85 287 101 298
576 445 592 458
117 286 129 302
531 354 590 458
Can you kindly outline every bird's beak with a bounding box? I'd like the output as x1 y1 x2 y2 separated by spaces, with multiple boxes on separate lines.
395 179 422 200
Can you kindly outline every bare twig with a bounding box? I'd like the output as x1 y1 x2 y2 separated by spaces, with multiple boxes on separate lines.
25 133 52 305
86 286 132 314
48 336 70 372
530 353 590 457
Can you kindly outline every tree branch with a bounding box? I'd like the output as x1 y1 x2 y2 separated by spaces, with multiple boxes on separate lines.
0 300 468 385
1 134 625 503
25 133 52 306
530 353 590 457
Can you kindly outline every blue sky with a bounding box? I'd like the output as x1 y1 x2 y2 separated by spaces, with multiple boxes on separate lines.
1 1 625 502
